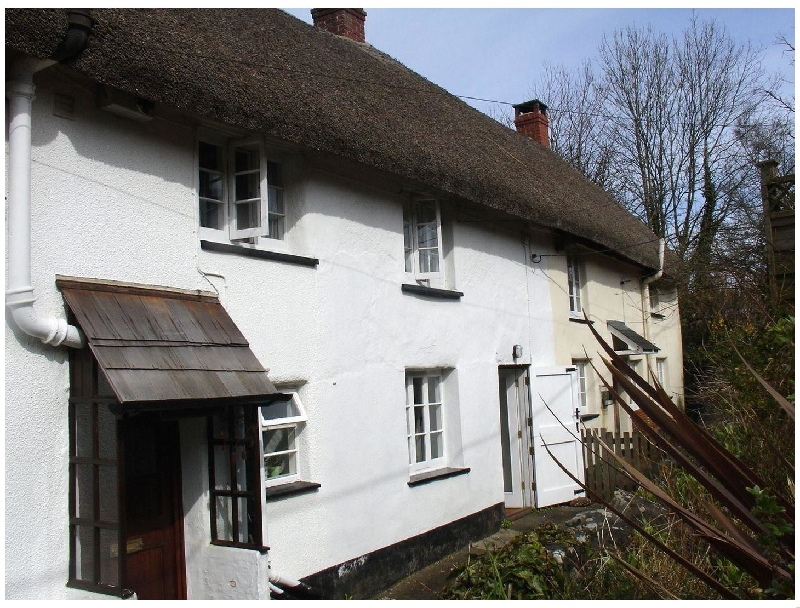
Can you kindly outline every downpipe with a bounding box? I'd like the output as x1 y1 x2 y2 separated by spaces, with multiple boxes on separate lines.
640 238 665 378
6 12 92 349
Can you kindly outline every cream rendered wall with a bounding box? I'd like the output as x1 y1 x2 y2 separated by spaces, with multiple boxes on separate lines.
547 245 684 433
5 66 560 598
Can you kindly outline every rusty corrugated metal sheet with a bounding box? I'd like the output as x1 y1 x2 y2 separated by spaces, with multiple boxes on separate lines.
58 277 280 405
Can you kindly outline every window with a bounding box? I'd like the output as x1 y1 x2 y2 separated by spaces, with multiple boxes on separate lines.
259 392 307 486
404 199 443 283
573 360 589 410
567 255 583 315
406 371 445 471
656 358 667 391
198 138 285 242
208 406 264 549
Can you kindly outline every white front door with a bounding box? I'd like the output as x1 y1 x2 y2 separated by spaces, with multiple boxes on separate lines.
530 366 586 507
498 368 533 508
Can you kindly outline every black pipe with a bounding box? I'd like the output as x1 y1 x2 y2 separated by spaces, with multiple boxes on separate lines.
50 9 92 62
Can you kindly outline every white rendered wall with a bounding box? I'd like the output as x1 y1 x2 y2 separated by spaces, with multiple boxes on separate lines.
4 63 685 600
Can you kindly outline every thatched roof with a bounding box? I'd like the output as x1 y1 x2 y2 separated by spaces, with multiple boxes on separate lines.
6 8 662 270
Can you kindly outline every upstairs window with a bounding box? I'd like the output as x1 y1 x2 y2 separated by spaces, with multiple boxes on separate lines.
406 371 445 472
404 199 443 283
198 138 284 242
567 255 583 315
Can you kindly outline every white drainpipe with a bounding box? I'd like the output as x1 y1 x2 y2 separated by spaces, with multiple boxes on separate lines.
641 238 665 378
6 56 85 348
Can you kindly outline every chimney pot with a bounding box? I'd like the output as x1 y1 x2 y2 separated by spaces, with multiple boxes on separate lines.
311 8 367 43
513 99 549 148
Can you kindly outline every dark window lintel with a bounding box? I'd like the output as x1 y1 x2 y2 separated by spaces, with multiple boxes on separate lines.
201 240 318 267
265 480 321 500
401 284 463 300
408 466 470 486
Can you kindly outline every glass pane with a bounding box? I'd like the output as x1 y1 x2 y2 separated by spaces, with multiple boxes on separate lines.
403 205 412 273
98 465 118 523
236 200 260 231
75 463 94 519
235 446 249 491
429 403 442 432
213 444 231 490
263 427 295 454
98 405 117 460
418 248 439 273
267 161 283 187
74 403 93 459
265 452 295 479
428 376 441 404
215 496 233 542
268 186 284 214
412 377 424 404
99 528 119 586
417 222 438 248
431 431 443 459
261 398 293 421
237 497 253 545
415 435 426 463
74 524 95 581
211 413 229 441
416 201 437 224
235 172 260 202
199 170 223 201
200 199 224 229
199 141 222 171
268 214 284 240
414 405 425 434
97 371 115 398
235 146 259 173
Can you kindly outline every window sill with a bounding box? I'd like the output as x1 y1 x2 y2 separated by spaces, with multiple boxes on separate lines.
650 312 666 319
265 480 321 500
408 466 470 487
200 240 319 268
401 284 463 300
569 316 593 324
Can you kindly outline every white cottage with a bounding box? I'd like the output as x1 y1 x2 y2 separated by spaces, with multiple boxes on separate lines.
5 8 683 600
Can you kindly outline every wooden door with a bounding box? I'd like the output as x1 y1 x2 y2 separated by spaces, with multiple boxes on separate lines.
498 368 533 509
122 413 186 599
530 367 586 507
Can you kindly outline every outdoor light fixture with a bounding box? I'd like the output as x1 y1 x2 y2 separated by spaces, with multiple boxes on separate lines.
512 344 523 359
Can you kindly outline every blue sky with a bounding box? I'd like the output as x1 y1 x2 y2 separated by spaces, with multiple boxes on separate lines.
282 6 795 119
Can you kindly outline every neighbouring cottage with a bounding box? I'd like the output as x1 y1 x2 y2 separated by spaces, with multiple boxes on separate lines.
4 8 684 600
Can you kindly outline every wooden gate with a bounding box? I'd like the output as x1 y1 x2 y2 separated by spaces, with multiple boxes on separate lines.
581 429 660 502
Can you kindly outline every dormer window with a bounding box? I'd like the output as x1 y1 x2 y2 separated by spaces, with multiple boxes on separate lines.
198 137 285 242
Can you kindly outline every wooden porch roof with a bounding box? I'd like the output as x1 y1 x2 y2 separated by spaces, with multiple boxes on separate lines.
57 276 282 407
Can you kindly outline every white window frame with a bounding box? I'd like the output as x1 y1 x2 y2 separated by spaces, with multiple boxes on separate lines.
197 134 286 244
573 360 589 410
405 370 446 473
259 392 307 487
655 358 667 391
567 255 583 316
403 198 444 285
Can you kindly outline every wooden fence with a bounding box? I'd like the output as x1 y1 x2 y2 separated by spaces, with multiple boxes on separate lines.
581 428 661 502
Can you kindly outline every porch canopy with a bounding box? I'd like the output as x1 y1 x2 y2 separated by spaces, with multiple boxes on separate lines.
607 320 659 354
57 276 285 411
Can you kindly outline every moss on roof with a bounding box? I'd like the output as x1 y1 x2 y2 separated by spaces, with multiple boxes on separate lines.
6 8 661 270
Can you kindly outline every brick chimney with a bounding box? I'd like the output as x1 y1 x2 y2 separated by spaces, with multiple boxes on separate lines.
311 9 367 43
513 99 549 148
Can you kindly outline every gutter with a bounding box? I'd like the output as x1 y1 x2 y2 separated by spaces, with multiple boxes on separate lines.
6 10 92 348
